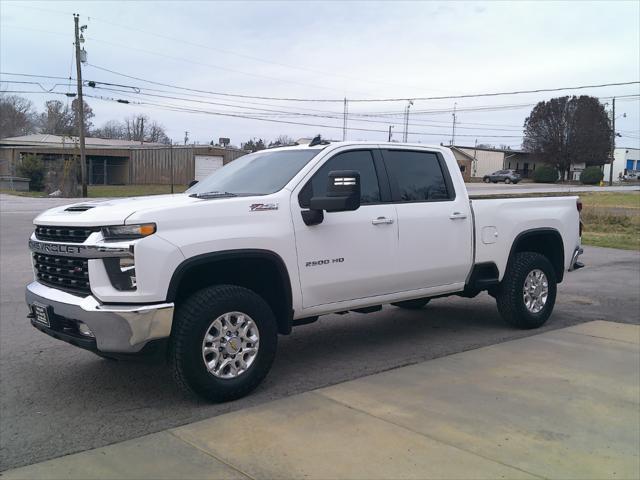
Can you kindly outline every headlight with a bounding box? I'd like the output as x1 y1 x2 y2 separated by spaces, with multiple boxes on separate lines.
102 223 156 241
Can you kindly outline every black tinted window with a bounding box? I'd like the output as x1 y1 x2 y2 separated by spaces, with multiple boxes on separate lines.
383 150 450 201
299 150 381 207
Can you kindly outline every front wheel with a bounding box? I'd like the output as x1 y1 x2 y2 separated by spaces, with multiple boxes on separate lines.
483 177 491 183
505 178 512 184
170 285 278 402
496 252 557 329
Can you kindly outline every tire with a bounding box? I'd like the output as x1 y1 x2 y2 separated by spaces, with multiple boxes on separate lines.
505 178 512 184
496 252 557 329
391 298 430 309
169 285 278 402
483 177 491 183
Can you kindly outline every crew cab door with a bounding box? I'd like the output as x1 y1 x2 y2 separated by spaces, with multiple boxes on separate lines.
380 148 472 291
291 148 398 308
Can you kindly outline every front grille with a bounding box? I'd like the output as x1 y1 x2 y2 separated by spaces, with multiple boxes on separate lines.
33 253 91 296
35 225 100 243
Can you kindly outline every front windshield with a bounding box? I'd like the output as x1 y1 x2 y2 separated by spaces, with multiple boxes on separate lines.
187 149 322 196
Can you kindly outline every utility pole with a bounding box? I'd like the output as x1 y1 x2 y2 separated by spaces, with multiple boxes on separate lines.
169 140 174 194
184 131 189 145
342 97 348 141
388 125 393 142
609 97 615 186
73 14 87 197
450 102 457 146
139 116 144 144
472 138 478 177
403 100 413 142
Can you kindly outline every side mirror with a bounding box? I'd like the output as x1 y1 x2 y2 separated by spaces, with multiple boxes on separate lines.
188 180 199 188
302 170 361 226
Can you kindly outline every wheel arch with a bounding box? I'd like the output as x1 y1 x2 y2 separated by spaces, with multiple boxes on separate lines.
507 228 565 283
166 249 294 335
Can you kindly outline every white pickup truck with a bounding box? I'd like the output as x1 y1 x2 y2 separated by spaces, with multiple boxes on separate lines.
26 140 584 401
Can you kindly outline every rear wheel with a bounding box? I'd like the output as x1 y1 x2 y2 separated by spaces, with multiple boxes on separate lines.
391 298 430 309
170 285 278 402
496 252 557 329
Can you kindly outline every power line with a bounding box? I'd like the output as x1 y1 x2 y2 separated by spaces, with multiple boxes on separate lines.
86 84 526 132
85 65 639 103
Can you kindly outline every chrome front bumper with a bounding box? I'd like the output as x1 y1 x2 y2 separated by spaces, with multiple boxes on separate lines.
26 282 174 354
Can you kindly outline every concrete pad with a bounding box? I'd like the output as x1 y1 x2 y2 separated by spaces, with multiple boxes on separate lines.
2 431 246 480
319 322 640 480
562 320 640 345
172 392 536 480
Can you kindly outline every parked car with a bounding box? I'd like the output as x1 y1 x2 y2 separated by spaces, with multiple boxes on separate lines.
483 169 521 184
26 142 583 402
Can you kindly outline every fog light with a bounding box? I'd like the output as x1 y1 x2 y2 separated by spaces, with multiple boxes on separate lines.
77 322 95 337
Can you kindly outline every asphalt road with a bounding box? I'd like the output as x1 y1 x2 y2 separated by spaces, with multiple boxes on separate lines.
1 194 639 471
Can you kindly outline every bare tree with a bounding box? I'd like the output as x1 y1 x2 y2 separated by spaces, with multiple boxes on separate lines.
0 94 37 138
268 134 295 147
38 99 93 136
123 114 170 144
38 100 74 135
92 120 125 139
71 98 94 134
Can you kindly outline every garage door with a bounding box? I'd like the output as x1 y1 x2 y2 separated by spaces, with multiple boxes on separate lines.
195 155 224 180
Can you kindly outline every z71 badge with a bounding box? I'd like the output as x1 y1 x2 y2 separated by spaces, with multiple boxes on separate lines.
250 203 278 211
305 257 344 267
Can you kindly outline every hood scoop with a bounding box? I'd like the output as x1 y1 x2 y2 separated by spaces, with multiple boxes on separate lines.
64 204 96 212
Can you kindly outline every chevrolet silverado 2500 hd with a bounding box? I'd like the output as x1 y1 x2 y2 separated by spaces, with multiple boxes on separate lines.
26 141 584 401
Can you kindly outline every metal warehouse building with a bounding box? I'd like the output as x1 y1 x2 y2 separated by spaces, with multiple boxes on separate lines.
0 135 246 185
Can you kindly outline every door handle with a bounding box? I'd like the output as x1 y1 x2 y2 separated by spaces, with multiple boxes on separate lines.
449 212 468 220
372 216 394 225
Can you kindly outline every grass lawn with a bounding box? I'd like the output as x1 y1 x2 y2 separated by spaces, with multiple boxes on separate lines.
579 192 640 250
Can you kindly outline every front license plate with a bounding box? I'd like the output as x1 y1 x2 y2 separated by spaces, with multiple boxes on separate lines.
31 303 50 327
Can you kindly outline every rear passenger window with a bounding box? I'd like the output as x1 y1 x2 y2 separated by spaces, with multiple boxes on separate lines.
299 150 381 207
383 150 450 202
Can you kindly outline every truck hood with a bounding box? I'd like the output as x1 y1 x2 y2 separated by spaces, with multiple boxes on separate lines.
33 194 201 226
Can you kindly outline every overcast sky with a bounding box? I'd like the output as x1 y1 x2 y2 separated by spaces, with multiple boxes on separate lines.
1 0 639 148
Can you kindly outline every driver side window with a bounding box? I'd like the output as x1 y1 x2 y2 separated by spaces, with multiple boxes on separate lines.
298 150 381 208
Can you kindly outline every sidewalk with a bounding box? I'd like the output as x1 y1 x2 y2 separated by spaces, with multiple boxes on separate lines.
4 320 639 480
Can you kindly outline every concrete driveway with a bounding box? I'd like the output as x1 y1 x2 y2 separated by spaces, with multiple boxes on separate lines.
1 194 639 471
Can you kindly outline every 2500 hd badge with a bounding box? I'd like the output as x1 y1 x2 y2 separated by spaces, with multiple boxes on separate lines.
306 257 344 267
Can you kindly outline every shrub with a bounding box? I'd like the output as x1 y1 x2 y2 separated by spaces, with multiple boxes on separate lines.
533 165 559 183
580 166 604 185
16 154 45 191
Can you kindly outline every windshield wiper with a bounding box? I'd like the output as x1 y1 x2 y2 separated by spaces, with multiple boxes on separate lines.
189 191 238 199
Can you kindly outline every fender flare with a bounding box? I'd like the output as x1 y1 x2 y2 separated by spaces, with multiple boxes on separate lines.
165 249 294 333
507 227 565 282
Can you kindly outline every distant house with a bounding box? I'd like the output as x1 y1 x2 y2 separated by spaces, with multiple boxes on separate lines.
0 135 245 185
450 145 543 180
